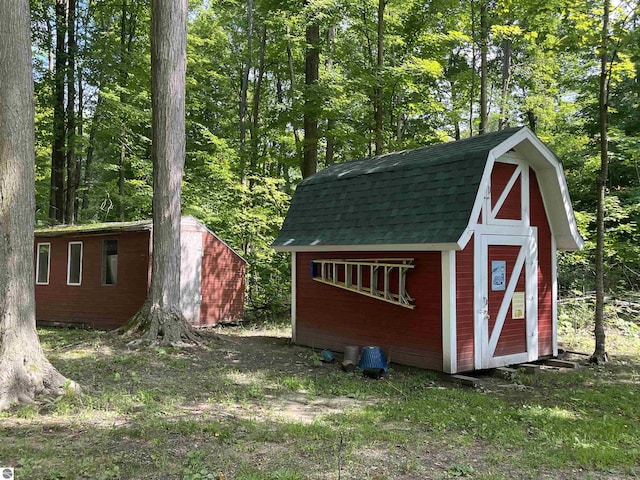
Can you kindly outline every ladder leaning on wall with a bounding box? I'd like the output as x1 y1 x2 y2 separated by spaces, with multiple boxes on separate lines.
311 258 415 309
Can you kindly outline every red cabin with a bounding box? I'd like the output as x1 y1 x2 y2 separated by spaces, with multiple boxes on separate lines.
34 216 245 329
273 128 583 373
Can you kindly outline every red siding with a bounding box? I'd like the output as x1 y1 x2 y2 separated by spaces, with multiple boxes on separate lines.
492 162 521 220
35 231 150 329
530 170 554 356
455 238 475 372
488 245 527 357
199 232 245 325
296 251 442 370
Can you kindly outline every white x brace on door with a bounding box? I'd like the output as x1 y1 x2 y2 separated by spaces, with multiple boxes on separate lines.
475 231 538 369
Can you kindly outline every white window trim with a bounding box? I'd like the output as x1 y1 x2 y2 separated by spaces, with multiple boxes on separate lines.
485 157 530 228
67 241 83 286
35 242 51 285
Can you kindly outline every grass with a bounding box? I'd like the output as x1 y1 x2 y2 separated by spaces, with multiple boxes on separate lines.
1 303 639 479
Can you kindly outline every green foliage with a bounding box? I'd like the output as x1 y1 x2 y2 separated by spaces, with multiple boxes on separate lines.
28 0 640 306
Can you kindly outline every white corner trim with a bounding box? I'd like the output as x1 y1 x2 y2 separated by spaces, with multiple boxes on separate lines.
467 151 496 234
473 232 484 370
441 251 457 374
291 252 297 344
551 235 558 356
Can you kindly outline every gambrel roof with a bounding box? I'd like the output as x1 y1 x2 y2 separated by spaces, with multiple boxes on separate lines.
273 127 583 252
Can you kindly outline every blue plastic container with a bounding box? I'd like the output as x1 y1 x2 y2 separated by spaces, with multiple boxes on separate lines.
358 346 388 372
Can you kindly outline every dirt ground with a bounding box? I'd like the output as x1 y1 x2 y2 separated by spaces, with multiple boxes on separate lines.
190 325 639 480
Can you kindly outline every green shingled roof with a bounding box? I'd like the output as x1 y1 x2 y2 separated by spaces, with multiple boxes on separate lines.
273 128 524 249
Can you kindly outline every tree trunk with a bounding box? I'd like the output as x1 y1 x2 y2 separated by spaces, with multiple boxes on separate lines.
325 25 336 167
115 0 140 221
239 0 253 186
478 0 488 135
498 37 511 131
469 0 476 136
250 24 267 183
0 0 77 411
46 13 55 74
121 0 198 345
302 1 320 179
592 0 610 365
286 25 302 149
373 0 386 155
74 59 83 217
50 0 67 224
65 0 77 224
119 139 126 220
81 91 101 218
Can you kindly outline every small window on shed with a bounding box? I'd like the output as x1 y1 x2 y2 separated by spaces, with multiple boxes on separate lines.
102 239 118 285
67 241 83 286
36 243 51 285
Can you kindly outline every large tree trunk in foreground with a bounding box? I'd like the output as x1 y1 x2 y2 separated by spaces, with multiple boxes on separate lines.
592 0 610 365
0 0 77 410
121 0 197 345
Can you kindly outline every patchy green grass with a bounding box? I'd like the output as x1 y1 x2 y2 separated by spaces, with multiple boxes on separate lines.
1 304 639 479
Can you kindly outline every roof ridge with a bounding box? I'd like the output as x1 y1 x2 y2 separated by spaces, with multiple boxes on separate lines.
301 127 524 186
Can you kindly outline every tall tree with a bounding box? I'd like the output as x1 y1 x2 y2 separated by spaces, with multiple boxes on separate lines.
123 0 198 344
65 0 77 224
374 0 386 154
592 0 611 364
498 34 511 131
302 0 319 178
325 23 336 167
0 0 76 410
239 0 253 185
50 0 67 223
478 0 488 135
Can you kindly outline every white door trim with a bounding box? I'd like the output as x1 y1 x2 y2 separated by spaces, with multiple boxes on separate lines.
474 229 538 369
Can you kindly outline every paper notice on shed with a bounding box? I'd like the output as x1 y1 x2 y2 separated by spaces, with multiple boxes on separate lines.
512 292 525 319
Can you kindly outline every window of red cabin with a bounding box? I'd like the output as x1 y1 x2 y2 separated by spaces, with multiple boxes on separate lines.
36 243 51 285
102 239 118 285
67 241 83 286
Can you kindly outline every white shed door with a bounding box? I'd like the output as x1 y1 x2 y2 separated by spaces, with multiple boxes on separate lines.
477 233 538 369
181 230 203 324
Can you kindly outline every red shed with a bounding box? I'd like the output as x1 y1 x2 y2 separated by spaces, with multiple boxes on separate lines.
273 128 583 373
34 216 245 329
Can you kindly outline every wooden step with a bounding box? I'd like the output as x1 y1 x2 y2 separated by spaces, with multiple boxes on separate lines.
446 374 482 388
545 359 580 369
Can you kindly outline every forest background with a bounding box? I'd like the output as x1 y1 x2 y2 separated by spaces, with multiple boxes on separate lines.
30 0 640 315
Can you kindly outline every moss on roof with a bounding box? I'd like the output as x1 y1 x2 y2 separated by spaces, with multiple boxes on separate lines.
35 219 152 237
